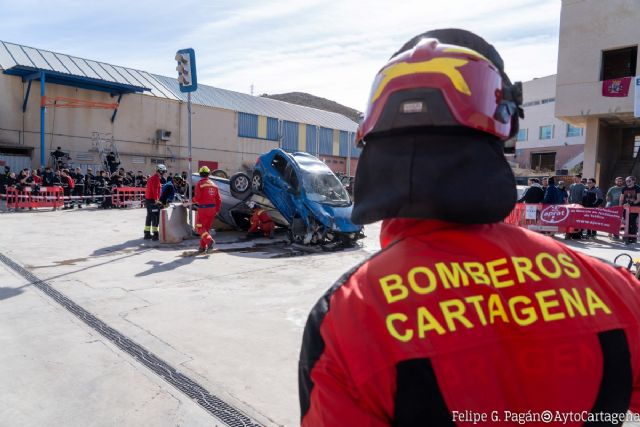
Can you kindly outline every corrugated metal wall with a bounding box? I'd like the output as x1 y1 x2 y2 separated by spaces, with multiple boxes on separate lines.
238 112 258 138
257 116 268 139
267 117 279 141
306 125 318 155
319 127 333 155
339 131 361 158
351 133 361 158
339 130 350 157
282 121 298 152
332 129 340 156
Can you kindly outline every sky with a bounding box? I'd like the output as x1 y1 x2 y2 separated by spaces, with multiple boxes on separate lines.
0 0 561 112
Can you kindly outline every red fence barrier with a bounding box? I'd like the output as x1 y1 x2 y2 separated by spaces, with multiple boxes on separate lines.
4 186 64 210
506 203 639 238
112 187 145 208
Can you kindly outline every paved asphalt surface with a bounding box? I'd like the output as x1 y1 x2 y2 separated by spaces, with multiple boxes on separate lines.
0 206 637 426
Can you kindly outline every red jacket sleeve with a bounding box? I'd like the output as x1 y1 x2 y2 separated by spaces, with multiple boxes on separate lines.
194 180 201 204
145 175 161 200
300 272 391 427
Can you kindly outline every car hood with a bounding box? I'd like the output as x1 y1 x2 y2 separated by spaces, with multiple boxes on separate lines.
308 201 362 233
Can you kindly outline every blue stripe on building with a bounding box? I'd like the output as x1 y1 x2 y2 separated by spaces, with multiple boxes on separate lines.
267 117 279 141
282 121 298 152
238 112 258 138
306 125 318 155
319 127 333 155
339 130 349 157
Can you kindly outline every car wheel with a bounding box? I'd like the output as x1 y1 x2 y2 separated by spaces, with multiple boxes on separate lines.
212 169 228 179
251 170 263 193
230 172 251 199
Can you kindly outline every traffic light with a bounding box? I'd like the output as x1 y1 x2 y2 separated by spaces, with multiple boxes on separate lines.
175 48 198 93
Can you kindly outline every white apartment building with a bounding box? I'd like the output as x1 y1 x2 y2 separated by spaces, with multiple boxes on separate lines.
556 0 640 186
515 74 585 173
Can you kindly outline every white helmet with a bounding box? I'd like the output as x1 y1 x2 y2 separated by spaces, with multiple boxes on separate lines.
157 164 167 172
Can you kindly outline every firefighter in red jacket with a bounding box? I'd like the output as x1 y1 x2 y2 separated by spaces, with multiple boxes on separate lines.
246 201 275 239
144 164 166 240
193 166 221 252
299 29 640 427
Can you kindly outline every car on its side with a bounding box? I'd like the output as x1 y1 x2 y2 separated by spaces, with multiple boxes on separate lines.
229 149 363 245
191 174 288 231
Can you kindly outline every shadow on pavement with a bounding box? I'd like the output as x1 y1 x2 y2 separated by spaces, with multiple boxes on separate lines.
135 256 201 277
0 285 28 301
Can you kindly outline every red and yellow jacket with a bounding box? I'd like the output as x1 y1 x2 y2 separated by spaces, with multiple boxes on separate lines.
194 178 221 213
299 218 640 426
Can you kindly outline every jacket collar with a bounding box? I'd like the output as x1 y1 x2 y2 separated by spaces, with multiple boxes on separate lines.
380 218 467 248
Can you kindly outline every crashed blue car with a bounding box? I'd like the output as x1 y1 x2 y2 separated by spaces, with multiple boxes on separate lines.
230 148 364 245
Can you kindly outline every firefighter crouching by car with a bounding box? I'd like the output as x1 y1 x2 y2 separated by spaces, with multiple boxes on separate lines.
144 164 166 240
298 29 640 427
193 166 221 253
246 201 275 239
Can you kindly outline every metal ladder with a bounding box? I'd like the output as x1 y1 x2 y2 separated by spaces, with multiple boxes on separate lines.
91 132 120 173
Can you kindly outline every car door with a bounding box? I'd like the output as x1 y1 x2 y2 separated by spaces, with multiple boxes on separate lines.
264 154 296 221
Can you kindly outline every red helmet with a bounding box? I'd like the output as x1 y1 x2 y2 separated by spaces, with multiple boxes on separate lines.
356 32 522 146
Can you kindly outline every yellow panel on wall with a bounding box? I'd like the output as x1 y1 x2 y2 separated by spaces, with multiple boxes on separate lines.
258 116 267 139
333 129 340 156
298 124 306 151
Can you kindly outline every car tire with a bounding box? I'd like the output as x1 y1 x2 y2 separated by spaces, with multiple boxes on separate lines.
212 169 228 179
230 172 251 199
251 170 263 193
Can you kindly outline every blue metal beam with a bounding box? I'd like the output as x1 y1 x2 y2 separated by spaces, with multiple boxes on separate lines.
40 72 45 166
22 71 41 82
4 65 149 94
22 80 32 113
111 93 123 123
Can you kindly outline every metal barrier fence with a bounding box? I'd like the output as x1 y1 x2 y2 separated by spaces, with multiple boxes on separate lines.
112 187 146 208
1 186 146 211
4 186 64 210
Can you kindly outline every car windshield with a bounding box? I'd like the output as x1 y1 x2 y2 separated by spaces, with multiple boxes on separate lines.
302 172 351 206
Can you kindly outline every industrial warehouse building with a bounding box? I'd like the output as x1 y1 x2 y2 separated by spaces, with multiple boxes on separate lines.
0 41 360 176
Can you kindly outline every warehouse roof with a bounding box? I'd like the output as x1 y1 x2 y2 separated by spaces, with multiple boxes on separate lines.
0 40 358 132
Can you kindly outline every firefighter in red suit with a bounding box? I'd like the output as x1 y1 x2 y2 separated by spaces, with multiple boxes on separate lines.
193 166 221 252
144 164 165 240
246 201 275 238
299 29 640 427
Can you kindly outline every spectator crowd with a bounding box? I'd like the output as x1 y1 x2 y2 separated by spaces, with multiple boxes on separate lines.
517 174 640 244
0 163 190 210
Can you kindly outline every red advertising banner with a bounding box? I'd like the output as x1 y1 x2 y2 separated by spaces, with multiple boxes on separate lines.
602 77 632 97
539 204 623 234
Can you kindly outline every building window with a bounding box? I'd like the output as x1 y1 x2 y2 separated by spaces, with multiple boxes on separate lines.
150 158 166 165
566 124 583 137
516 128 528 141
601 46 638 81
539 125 553 140
531 152 556 172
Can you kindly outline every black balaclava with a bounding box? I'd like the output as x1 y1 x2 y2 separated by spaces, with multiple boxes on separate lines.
352 29 519 225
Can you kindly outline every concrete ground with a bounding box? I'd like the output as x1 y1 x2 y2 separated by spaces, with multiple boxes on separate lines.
0 206 636 427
